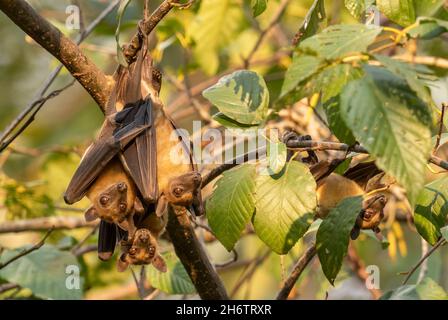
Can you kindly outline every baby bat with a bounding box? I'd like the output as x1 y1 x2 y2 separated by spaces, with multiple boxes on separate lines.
116 228 167 272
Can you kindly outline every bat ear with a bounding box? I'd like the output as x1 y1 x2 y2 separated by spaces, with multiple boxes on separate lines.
152 255 167 273
155 196 168 217
84 206 99 222
134 197 145 214
116 254 129 272
350 226 360 240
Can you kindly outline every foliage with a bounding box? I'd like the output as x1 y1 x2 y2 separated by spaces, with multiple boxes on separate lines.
1 0 448 300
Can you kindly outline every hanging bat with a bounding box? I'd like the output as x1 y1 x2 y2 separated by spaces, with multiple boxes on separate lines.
116 228 167 272
82 158 145 241
155 171 202 217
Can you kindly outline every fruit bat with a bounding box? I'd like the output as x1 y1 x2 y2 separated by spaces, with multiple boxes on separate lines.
116 228 167 272
64 31 204 261
82 158 145 241
117 172 202 269
155 171 202 217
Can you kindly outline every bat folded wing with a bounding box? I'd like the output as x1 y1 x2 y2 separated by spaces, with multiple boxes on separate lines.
64 108 151 204
120 97 158 203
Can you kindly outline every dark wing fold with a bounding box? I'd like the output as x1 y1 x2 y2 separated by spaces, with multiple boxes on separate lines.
97 220 117 261
119 97 158 203
64 108 150 204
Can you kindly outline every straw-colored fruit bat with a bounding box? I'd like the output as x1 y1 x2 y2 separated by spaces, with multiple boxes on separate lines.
283 131 388 239
117 228 167 272
117 172 202 270
64 31 203 262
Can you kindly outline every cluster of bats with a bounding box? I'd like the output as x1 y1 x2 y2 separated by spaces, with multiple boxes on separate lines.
63 38 203 272
61 40 389 273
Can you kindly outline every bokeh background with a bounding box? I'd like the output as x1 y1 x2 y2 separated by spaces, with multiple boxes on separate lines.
0 0 447 299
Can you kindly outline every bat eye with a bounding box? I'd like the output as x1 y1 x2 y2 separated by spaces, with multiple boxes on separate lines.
173 187 183 197
129 248 137 256
119 203 127 212
99 196 109 205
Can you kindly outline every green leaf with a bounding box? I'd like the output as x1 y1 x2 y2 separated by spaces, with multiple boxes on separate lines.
415 0 448 18
344 0 375 19
314 63 365 103
340 66 432 204
361 229 390 249
316 196 363 285
189 0 243 75
408 17 448 39
381 277 448 300
267 141 287 174
414 176 448 245
253 161 317 254
251 0 267 17
0 245 83 299
280 55 323 98
293 0 326 45
212 112 259 129
280 25 378 100
300 24 381 60
207 164 256 251
147 252 196 295
115 0 132 67
377 0 416 26
375 54 434 107
203 70 269 125
323 97 356 145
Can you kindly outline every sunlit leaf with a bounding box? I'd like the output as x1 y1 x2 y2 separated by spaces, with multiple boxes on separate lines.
377 0 416 27
0 245 83 300
253 161 317 254
203 70 269 125
207 164 256 251
147 252 196 295
340 66 432 204
414 176 448 245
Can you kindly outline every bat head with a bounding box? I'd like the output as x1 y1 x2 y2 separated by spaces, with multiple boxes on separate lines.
357 194 387 230
85 182 129 223
165 172 202 206
117 228 167 272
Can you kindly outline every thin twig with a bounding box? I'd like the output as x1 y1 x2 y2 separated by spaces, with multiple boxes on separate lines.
0 0 121 148
0 228 54 270
0 216 97 233
0 283 20 294
71 224 99 254
243 0 291 68
144 289 160 300
230 249 271 298
0 80 76 152
402 238 446 285
276 244 316 300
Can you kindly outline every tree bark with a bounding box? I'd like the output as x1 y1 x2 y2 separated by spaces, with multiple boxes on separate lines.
167 205 229 299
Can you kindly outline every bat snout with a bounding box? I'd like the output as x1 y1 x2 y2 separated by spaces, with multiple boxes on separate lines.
117 182 127 192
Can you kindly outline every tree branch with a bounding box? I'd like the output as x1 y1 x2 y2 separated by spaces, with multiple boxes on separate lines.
0 0 113 110
166 205 229 299
0 228 53 270
0 216 96 233
123 0 180 63
276 244 316 300
402 238 446 285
